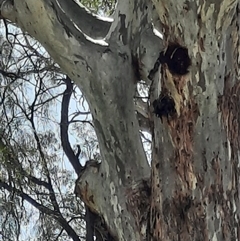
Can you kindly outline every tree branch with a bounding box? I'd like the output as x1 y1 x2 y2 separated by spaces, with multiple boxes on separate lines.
61 76 83 175
0 0 107 94
56 0 112 39
49 0 102 45
0 179 81 241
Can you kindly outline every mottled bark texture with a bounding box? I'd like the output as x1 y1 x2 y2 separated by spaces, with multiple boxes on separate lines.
150 1 240 240
1 0 239 240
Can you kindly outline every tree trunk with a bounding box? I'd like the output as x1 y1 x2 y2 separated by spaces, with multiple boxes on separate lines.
1 0 240 240
150 1 240 240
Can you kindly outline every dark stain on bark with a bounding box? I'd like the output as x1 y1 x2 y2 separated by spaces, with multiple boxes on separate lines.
202 148 208 171
119 14 128 45
25 3 30 11
131 54 141 82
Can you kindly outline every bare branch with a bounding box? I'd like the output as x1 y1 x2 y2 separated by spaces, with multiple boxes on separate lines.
0 179 81 241
61 76 83 175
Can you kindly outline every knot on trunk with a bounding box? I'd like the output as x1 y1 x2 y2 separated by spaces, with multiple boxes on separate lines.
153 89 177 121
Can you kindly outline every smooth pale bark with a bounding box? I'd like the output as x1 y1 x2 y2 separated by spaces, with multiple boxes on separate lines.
1 0 239 241
0 0 155 240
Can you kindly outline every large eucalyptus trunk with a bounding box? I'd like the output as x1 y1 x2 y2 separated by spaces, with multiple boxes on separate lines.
1 0 239 240
150 2 240 240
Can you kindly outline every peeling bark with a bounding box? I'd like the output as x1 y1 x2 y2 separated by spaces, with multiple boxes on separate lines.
150 1 240 241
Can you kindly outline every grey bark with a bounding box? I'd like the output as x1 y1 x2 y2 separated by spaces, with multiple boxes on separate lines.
150 1 240 240
0 0 154 240
1 0 239 241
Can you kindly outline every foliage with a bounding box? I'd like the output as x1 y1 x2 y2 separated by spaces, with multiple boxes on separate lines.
0 22 96 241
78 0 116 15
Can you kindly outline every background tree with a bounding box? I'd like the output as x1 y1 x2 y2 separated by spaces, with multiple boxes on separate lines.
0 0 239 241
0 24 98 240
